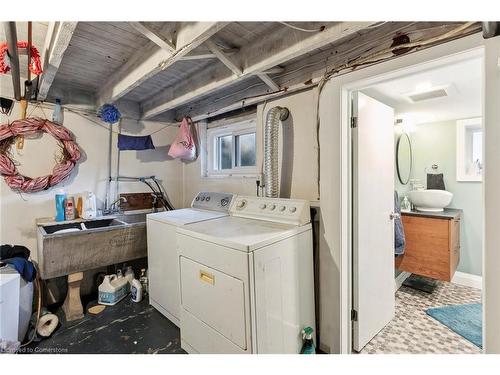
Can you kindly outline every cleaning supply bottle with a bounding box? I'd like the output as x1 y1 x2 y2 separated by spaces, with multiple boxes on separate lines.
98 274 128 306
401 196 411 212
64 196 75 220
300 327 316 354
139 268 148 295
76 196 83 218
116 269 129 293
131 278 143 303
55 189 66 222
124 266 135 285
52 98 64 125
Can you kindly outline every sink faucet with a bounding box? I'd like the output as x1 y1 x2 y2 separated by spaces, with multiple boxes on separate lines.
151 193 158 213
105 197 128 215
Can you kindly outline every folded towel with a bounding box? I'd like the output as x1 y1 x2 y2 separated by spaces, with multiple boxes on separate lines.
394 191 405 256
118 134 155 151
427 173 445 190
3 257 36 282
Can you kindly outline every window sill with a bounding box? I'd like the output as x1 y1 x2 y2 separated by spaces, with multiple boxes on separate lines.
203 173 259 179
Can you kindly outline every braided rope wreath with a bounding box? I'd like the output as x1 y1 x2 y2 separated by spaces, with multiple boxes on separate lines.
0 118 82 193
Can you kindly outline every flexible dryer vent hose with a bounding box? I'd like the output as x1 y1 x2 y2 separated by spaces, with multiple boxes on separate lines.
263 106 289 198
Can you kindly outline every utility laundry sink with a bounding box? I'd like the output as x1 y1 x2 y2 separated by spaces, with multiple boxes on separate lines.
407 189 453 212
41 218 124 235
36 213 148 279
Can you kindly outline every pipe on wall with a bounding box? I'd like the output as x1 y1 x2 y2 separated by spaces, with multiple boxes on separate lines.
482 22 500 39
263 106 289 198
1 22 21 101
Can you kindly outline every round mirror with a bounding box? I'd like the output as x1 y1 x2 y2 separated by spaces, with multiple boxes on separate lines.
396 133 412 185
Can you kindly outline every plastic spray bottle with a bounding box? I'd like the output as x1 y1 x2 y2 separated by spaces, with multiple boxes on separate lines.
300 327 316 354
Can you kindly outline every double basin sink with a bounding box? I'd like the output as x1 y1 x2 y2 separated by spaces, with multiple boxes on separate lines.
36 213 147 279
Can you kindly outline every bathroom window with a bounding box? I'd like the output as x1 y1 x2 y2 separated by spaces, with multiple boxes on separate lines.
456 117 483 182
205 119 257 177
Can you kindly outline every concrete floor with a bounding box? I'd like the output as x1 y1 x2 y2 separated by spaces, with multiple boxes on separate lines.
21 297 185 354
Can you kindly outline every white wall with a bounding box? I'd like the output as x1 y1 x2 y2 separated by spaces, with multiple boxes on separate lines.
0 102 182 262
182 89 319 205
484 35 500 354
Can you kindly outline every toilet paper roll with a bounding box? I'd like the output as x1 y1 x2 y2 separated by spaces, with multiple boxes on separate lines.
37 313 59 337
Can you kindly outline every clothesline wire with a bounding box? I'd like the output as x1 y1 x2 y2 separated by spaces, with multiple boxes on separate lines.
20 101 177 138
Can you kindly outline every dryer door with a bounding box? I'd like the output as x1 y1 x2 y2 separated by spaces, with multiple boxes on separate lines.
180 256 247 349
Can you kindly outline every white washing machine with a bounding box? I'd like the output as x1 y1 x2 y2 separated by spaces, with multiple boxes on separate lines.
177 195 315 354
146 191 235 327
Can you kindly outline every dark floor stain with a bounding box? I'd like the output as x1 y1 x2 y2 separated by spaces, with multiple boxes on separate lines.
21 298 185 354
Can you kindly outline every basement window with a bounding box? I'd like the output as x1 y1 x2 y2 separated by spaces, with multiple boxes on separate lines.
206 119 257 177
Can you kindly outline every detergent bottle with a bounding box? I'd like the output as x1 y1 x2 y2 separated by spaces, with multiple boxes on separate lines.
131 278 143 303
300 327 316 354
52 98 64 125
55 189 66 222
98 274 128 306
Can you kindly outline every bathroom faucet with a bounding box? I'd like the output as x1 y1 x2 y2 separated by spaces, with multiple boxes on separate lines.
410 179 424 191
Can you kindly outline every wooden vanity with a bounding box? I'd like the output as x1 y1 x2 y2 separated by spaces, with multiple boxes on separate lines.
395 209 461 282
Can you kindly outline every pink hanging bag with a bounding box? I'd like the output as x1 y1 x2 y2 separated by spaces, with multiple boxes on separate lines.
168 117 197 161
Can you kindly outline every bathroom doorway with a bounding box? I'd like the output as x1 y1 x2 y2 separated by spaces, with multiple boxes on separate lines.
352 47 484 353
330 36 486 354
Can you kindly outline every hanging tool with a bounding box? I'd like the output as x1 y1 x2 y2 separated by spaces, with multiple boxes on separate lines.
17 22 32 150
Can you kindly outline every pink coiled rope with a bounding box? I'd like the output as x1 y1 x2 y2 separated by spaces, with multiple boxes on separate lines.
0 118 82 193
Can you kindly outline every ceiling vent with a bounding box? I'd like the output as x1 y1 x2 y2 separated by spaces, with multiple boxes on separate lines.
407 88 448 103
405 85 450 103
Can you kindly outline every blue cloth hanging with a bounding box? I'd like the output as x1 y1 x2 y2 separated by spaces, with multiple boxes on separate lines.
118 134 155 151
3 257 36 282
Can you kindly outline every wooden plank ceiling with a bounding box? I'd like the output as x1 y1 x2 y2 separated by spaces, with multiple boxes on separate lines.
1 21 481 122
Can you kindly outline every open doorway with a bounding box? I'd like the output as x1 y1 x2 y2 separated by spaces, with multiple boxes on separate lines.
350 48 484 354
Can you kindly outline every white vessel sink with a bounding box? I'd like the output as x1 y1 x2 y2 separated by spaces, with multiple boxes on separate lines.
407 189 453 212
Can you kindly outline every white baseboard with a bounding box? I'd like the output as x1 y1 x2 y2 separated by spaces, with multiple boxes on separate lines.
452 271 483 290
395 271 411 292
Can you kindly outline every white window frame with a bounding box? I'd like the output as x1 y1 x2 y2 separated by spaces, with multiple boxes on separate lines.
205 119 258 177
456 117 483 182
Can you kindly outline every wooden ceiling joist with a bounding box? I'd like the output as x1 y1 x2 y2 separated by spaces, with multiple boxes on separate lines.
256 73 280 91
38 22 78 101
205 39 242 76
129 22 176 52
141 22 374 119
97 22 229 106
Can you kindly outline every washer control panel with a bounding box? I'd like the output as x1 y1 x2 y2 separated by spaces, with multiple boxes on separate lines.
230 196 310 226
191 192 235 212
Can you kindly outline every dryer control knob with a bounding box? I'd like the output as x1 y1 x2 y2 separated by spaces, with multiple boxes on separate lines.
269 204 276 210
289 206 297 213
259 204 267 209
237 200 247 209
279 205 286 212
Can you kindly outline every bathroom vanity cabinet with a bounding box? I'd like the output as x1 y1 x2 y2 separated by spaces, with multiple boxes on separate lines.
395 210 461 282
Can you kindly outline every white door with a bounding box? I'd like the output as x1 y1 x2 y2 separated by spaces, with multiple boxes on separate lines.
352 91 396 352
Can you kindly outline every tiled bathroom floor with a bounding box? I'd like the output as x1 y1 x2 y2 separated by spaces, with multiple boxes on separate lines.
361 280 482 354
